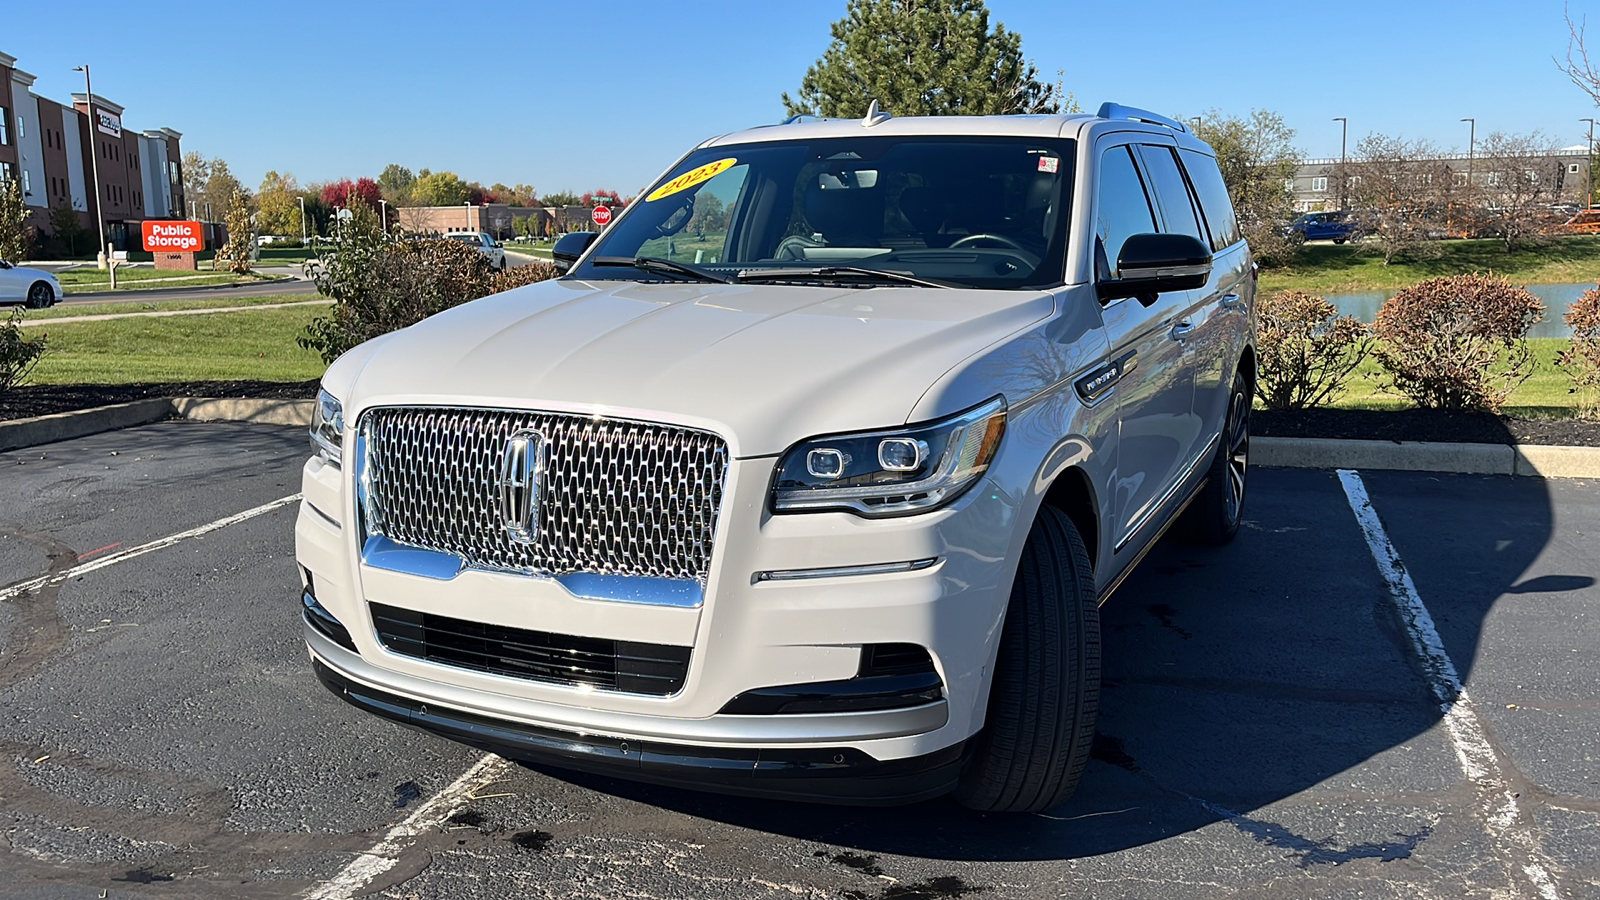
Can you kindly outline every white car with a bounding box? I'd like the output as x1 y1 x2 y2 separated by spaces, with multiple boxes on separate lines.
299 104 1255 812
445 231 507 270
0 260 62 309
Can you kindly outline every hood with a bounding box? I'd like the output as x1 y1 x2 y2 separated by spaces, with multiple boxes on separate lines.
330 278 1053 457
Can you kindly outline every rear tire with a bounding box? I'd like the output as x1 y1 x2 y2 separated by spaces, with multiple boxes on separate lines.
954 506 1099 813
1179 371 1250 545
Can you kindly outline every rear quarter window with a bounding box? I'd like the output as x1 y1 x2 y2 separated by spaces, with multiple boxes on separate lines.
1178 149 1241 251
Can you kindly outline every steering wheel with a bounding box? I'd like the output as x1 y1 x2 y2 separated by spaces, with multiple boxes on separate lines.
947 233 1041 268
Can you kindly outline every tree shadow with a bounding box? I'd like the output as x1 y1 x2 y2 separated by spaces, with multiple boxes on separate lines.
523 467 1555 862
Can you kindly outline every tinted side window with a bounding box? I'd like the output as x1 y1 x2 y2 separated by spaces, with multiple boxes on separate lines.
1178 148 1241 251
1136 145 1205 244
1095 146 1157 278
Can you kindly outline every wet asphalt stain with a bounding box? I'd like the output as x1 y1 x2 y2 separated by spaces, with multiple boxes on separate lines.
831 851 886 876
1091 734 1140 772
509 829 553 851
113 868 174 883
843 876 987 899
392 780 422 809
1145 603 1194 639
447 809 488 829
1231 818 1434 868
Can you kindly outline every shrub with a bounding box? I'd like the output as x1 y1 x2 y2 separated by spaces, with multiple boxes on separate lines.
1557 286 1600 416
492 259 560 293
0 309 48 392
1371 274 1544 412
1255 291 1372 409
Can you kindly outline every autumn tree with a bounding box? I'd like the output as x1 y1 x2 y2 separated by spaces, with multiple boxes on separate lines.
321 178 383 210
1345 134 1450 265
411 169 471 206
217 187 255 274
0 177 31 262
1189 109 1303 265
47 203 86 256
782 0 1067 118
378 164 416 206
183 152 246 221
257 171 303 239
1475 131 1568 251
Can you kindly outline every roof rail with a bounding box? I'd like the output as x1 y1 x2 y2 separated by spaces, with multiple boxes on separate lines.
1096 102 1188 133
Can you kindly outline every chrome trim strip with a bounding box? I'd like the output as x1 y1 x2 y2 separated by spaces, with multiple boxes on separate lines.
754 557 939 584
1114 432 1220 553
306 625 949 743
363 535 466 580
1118 262 1210 280
307 501 341 531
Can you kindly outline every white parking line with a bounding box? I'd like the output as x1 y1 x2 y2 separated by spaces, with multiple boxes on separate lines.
301 753 513 900
0 493 303 603
1337 470 1560 900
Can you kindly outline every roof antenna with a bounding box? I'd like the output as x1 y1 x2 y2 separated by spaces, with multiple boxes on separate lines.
862 100 892 127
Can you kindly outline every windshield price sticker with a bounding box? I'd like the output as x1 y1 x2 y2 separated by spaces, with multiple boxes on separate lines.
646 158 737 202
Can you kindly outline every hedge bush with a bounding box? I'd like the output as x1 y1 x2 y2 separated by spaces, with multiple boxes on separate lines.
1556 286 1600 390
0 309 48 392
1371 274 1544 412
1255 290 1372 410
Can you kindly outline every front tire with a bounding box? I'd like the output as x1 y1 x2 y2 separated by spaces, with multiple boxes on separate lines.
954 506 1100 813
27 282 53 309
1180 371 1250 545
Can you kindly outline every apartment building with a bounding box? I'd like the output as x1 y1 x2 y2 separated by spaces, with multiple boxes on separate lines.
1288 148 1592 213
0 50 186 253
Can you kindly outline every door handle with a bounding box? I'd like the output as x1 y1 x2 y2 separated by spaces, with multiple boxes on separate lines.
1170 321 1194 341
1221 293 1241 309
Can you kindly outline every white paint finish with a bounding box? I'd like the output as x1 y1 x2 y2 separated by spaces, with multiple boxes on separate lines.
11 80 45 209
59 107 86 212
1336 470 1561 900
299 753 512 900
0 494 302 604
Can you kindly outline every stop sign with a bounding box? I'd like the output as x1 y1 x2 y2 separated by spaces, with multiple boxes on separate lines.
591 205 612 226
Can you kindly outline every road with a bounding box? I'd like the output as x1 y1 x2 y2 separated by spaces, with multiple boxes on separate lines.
0 421 1596 899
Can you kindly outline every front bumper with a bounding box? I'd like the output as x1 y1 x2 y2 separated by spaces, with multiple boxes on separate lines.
312 653 966 805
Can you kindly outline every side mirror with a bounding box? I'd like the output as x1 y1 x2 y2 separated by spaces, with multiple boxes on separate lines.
1097 233 1212 304
551 231 599 273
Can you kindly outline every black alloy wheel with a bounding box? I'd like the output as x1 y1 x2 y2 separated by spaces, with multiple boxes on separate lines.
1179 371 1250 545
27 282 54 309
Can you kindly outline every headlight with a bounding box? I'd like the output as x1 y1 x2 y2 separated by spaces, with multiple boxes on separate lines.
772 398 1006 517
309 388 344 466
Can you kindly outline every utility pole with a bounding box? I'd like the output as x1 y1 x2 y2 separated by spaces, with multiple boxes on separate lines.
1584 118 1597 209
1461 118 1476 189
1333 117 1348 210
72 65 113 287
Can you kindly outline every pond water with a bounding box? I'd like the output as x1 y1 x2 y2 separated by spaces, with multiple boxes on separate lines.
1322 283 1596 339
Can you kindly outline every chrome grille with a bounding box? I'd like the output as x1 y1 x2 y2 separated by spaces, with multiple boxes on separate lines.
362 407 730 582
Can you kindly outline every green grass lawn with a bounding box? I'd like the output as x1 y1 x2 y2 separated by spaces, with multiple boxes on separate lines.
62 274 280 294
28 304 331 384
25 293 323 321
1261 235 1600 295
1286 337 1586 419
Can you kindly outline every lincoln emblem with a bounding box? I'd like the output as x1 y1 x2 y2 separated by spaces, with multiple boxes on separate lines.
497 429 545 544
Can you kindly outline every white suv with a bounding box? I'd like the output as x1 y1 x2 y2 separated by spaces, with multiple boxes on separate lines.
298 103 1255 812
446 231 507 270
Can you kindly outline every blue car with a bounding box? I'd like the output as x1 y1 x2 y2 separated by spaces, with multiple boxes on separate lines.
1287 211 1359 243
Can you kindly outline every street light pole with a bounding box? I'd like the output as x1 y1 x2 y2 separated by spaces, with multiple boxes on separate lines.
464 200 472 233
72 65 111 282
1583 118 1597 209
1332 117 1348 210
298 195 307 244
1461 118 1476 190
379 199 388 234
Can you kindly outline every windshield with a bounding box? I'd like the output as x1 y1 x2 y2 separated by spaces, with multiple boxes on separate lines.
570 135 1075 290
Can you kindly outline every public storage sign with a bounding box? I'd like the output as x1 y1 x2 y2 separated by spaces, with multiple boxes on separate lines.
142 220 203 252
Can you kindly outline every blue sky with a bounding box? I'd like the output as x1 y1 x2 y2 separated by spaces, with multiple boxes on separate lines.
8 0 1597 196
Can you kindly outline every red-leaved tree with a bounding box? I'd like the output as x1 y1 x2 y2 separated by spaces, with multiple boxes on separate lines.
321 178 383 209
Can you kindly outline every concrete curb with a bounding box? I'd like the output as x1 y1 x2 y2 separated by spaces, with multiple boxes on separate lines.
1255 437 1600 478
0 397 314 452
3 405 1598 477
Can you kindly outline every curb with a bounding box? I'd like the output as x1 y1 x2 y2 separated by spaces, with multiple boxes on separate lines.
1254 437 1600 479
3 406 1598 478
0 397 314 452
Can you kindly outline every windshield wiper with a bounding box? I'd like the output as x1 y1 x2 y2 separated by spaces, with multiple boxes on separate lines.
591 256 732 284
735 266 953 289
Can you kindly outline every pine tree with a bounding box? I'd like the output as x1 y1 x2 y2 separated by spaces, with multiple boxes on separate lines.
781 0 1066 119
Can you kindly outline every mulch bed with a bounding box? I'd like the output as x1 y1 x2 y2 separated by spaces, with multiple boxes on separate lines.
3 381 1598 448
0 380 320 422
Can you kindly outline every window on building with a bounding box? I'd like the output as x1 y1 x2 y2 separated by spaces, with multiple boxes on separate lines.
16 114 24 139
1572 163 1583 174
1525 170 1538 184
22 170 30 193
1312 176 1328 192
0 161 14 182
0 107 9 145
169 161 178 185
1454 172 1468 186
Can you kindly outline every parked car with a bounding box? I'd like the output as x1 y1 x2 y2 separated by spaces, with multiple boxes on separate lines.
445 231 507 270
1286 211 1359 243
0 260 62 309
297 102 1256 812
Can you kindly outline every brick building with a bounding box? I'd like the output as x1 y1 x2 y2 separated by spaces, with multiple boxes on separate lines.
1 49 186 255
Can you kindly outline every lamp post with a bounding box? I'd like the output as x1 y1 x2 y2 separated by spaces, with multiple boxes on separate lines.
1189 116 1201 131
464 200 473 233
1461 118 1476 191
72 65 111 281
298 195 307 244
1332 117 1348 210
379 198 389 234
1583 118 1597 209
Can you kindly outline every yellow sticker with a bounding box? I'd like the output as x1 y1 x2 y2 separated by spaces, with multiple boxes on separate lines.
645 158 738 202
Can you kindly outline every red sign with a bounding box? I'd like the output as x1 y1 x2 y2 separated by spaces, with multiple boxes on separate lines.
142 220 204 253
591 205 612 226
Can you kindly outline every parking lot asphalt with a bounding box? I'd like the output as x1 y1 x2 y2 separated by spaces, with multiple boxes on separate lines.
0 421 1596 899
